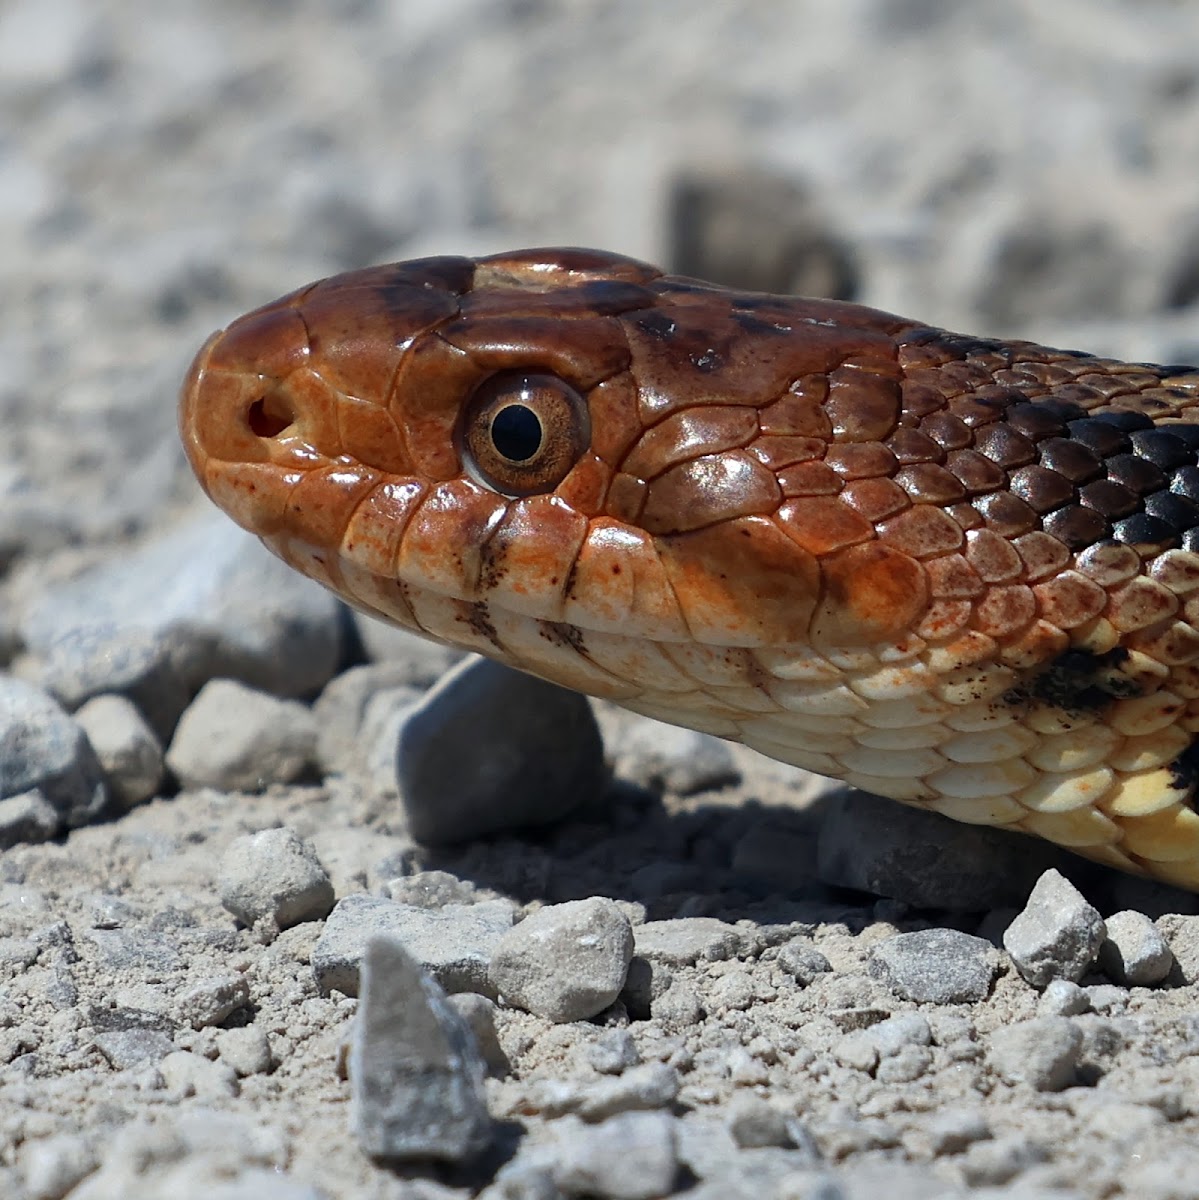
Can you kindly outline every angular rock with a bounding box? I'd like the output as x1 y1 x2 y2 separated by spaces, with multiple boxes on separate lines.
350 935 490 1162
987 1016 1083 1091
1098 909 1174 986
217 828 334 933
1003 869 1106 989
869 928 998 1003
776 938 832 986
489 897 633 1022
632 918 747 967
74 694 163 810
396 657 606 844
0 676 106 828
21 512 342 701
817 789 1065 909
167 680 318 792
312 893 514 997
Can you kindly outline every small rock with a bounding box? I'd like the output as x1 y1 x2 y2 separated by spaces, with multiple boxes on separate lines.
350 936 490 1162
312 893 514 997
1098 909 1174 986
987 1017 1083 1091
20 512 342 701
650 980 703 1029
776 938 832 985
93 1029 175 1070
381 869 480 908
175 974 250 1029
817 789 1065 909
600 710 739 796
74 694 163 810
552 1111 678 1200
0 676 107 827
447 993 508 1075
0 789 60 848
38 625 189 743
587 1028 640 1075
726 1094 796 1150
167 680 318 792
215 1026 274 1077
18 1132 97 1200
633 918 747 967
160 1049 239 1098
869 928 998 1003
537 1064 680 1122
1037 979 1090 1017
217 828 334 934
489 898 633 1022
312 664 422 775
396 657 606 844
1003 869 1106 989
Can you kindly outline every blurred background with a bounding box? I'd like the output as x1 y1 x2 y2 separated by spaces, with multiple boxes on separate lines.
3 0 1199 564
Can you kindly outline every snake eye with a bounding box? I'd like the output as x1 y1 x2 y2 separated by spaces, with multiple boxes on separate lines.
461 371 590 497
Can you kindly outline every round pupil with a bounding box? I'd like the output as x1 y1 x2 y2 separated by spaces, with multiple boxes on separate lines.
491 404 543 463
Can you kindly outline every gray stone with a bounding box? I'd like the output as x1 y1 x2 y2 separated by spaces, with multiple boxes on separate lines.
396 657 605 844
350 936 490 1162
869 928 998 1003
160 1050 239 1098
74 694 163 810
312 893 514 997
551 1111 678 1200
215 1027 273 1077
632 918 747 967
776 938 832 985
38 625 190 743
311 664 422 775
20 512 343 701
0 676 107 827
1003 869 1106 989
447 992 508 1075
534 1063 680 1122
217 828 334 933
726 1094 797 1150
987 1017 1083 1091
175 973 251 1029
93 1029 175 1069
489 898 633 1022
167 680 318 792
817 789 1064 909
586 1028 640 1075
1098 909 1174 986
1038 979 1090 1017
0 789 60 848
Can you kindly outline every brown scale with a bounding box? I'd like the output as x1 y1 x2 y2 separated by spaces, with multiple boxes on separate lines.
179 246 1199 889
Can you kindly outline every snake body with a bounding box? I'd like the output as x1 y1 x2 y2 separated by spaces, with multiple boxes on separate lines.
180 247 1199 890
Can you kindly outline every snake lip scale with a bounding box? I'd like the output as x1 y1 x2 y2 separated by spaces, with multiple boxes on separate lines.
180 246 1199 891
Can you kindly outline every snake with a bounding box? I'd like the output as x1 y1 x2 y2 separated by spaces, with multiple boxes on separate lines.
179 246 1199 892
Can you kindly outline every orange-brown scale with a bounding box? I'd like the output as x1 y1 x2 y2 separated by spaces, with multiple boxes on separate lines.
180 246 1199 889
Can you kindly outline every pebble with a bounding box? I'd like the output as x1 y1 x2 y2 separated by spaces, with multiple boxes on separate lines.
551 1111 678 1200
396 657 606 844
1003 869 1106 989
869 928 998 1003
217 828 335 935
816 789 1065 909
776 938 832 985
1037 979 1090 1017
532 1063 680 1122
489 897 634 1022
215 1026 274 1077
93 1029 175 1070
725 1093 796 1150
632 918 748 967
312 893 514 997
349 935 490 1163
161 1050 239 1098
987 1017 1084 1091
600 710 740 796
74 694 163 811
38 625 190 743
20 512 343 701
0 676 106 830
311 664 422 776
586 1027 640 1075
447 992 508 1076
166 680 318 792
1097 909 1175 986
175 973 250 1029
0 789 60 848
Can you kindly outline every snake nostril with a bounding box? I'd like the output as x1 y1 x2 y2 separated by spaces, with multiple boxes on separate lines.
247 393 295 439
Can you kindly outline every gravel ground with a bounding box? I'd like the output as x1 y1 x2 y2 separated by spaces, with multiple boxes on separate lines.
6 3 1199 1198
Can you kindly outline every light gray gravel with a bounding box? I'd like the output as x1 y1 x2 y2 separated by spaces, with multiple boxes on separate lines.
1003 870 1107 989
73 693 163 811
1097 909 1175 986
216 827 335 935
869 928 1000 1004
